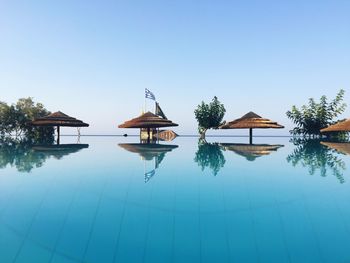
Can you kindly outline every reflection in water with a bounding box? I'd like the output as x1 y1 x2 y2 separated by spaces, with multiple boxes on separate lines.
31 144 89 159
221 143 284 161
287 138 346 183
118 143 178 182
0 142 89 172
321 142 350 155
194 140 225 176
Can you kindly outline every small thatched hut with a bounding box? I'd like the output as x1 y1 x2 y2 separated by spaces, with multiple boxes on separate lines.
320 119 350 133
31 111 89 144
118 112 178 140
220 112 284 143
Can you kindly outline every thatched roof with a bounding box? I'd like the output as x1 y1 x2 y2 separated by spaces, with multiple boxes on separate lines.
220 111 284 129
320 142 350 155
118 112 178 129
31 111 89 127
221 143 284 161
118 143 178 160
320 119 350 133
31 144 89 159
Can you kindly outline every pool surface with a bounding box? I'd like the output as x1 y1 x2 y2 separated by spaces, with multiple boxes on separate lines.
1 136 350 263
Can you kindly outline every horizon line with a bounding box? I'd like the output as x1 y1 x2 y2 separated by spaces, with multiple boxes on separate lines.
60 134 295 138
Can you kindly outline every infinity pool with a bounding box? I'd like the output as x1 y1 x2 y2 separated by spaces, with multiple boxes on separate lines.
0 136 350 263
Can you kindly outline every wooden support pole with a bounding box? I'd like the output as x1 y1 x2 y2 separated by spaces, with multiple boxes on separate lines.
249 128 253 144
57 126 60 145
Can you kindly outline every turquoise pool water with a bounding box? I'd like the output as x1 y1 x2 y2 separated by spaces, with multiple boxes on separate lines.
1 136 350 263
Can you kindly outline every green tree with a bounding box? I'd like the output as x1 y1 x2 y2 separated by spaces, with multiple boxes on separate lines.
0 97 54 143
0 102 13 137
194 96 226 139
286 89 347 137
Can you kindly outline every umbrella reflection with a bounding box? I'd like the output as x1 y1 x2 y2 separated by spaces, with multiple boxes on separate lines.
221 143 284 161
320 142 350 155
118 143 178 182
31 144 89 159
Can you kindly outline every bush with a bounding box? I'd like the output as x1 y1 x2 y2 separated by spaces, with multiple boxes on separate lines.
286 89 347 137
194 96 226 138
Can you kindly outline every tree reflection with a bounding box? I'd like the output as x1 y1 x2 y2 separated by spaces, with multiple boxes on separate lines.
287 138 346 183
194 139 226 176
0 138 88 173
0 141 46 172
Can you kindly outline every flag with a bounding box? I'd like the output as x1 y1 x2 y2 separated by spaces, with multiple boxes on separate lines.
155 102 167 119
145 169 156 183
155 153 166 168
145 88 156 101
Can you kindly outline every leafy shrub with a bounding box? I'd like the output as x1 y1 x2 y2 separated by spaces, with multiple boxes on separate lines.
286 89 346 137
194 96 226 138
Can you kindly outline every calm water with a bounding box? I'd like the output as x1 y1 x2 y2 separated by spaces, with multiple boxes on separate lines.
1 136 350 263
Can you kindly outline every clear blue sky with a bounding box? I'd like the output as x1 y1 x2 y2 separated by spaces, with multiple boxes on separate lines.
1 0 349 135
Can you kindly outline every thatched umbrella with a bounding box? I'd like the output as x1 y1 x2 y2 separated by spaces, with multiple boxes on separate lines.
220 112 284 144
320 142 350 155
31 111 89 144
118 112 178 140
320 119 350 133
221 143 284 161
